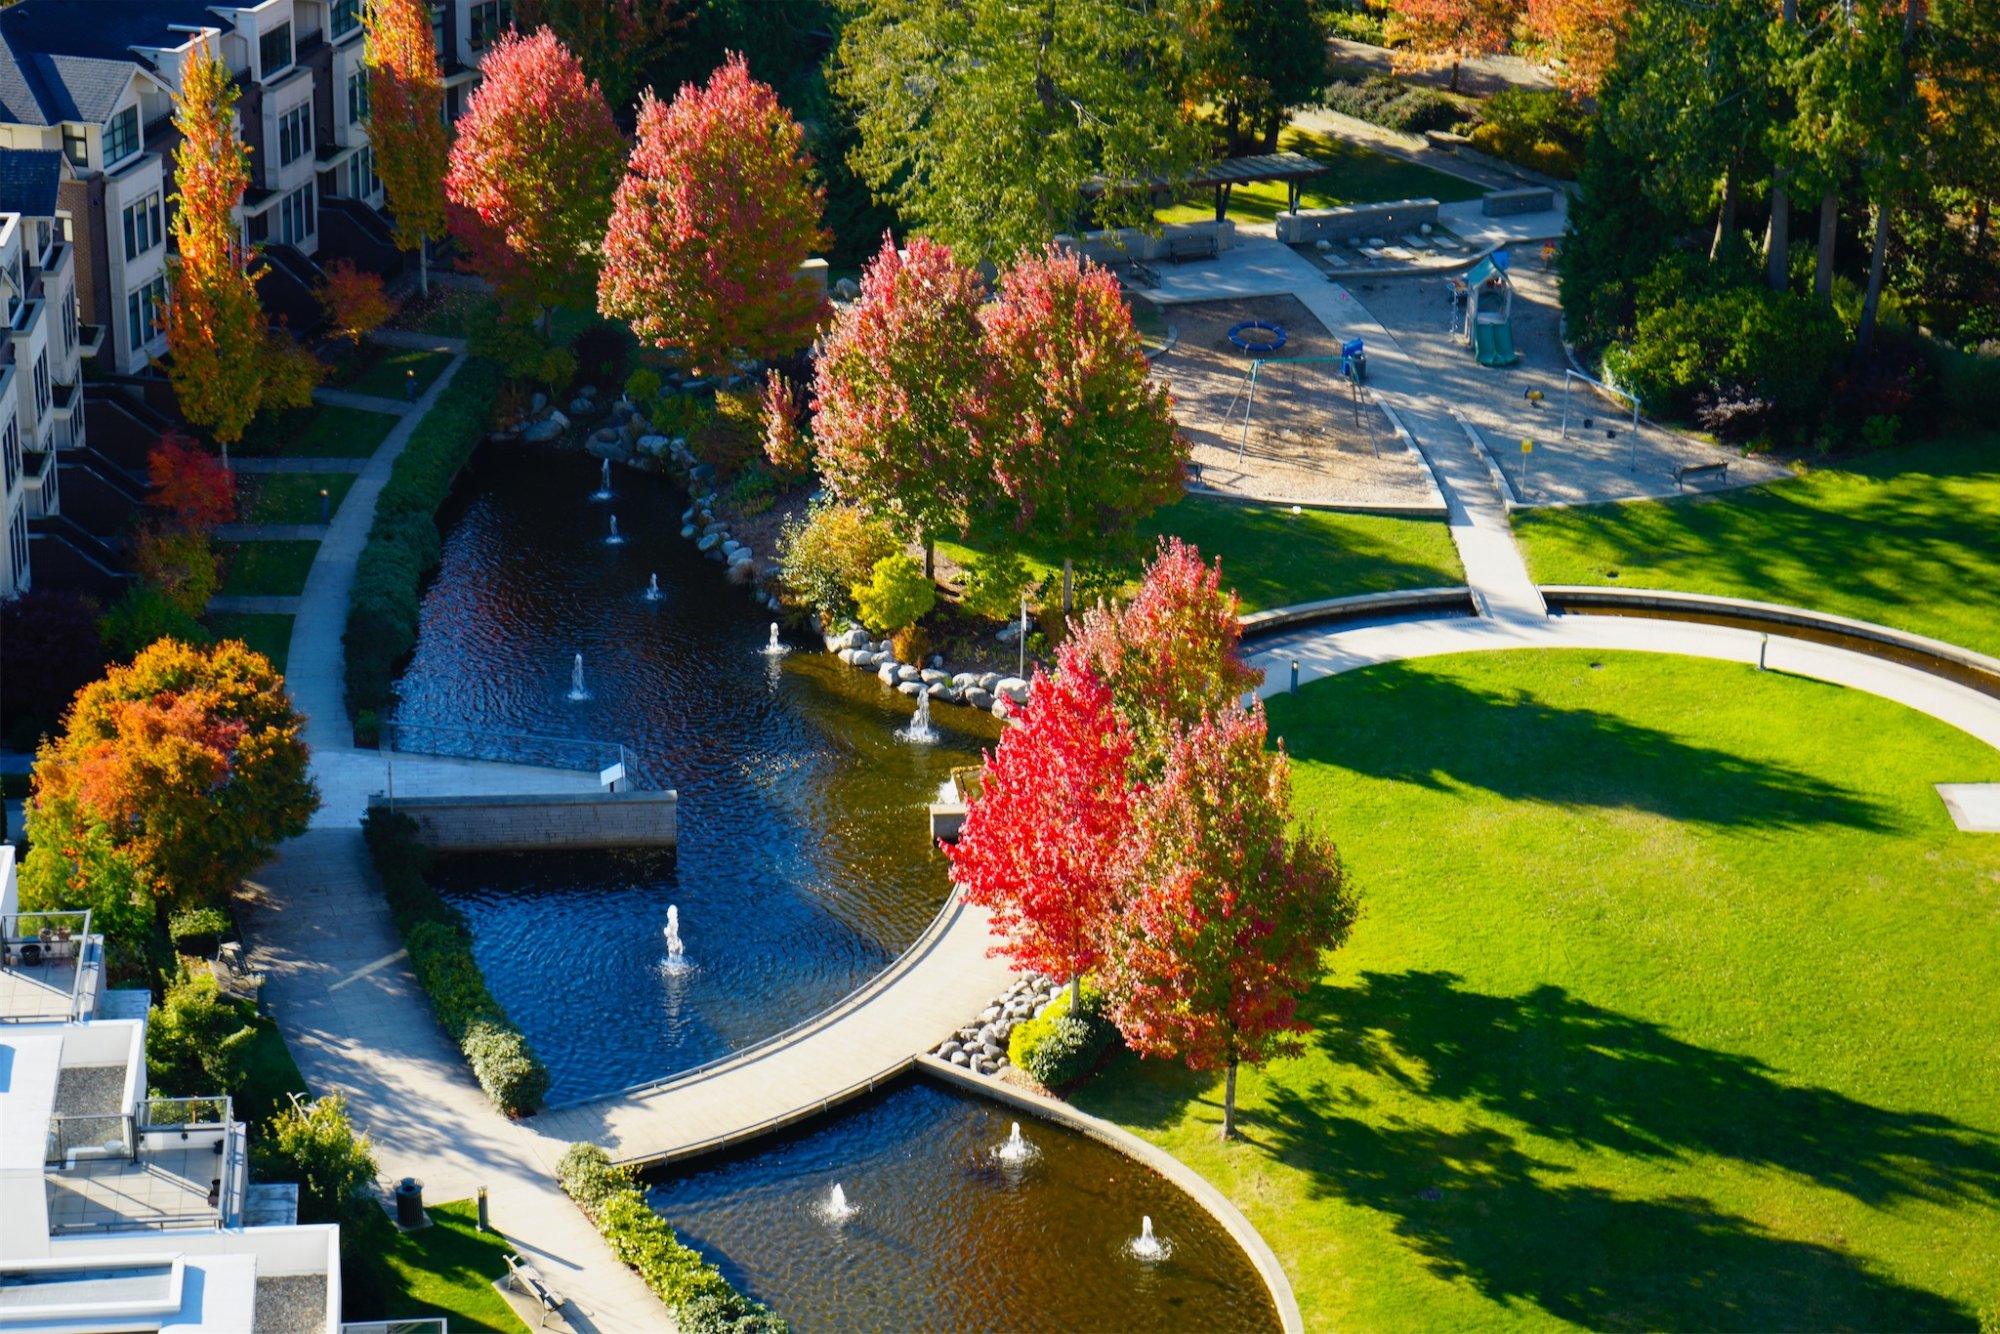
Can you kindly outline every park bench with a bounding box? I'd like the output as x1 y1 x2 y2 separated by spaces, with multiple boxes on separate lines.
1165 232 1218 264
503 1253 569 1328
1672 460 1730 490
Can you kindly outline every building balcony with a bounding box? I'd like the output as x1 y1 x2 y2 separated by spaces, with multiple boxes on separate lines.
11 296 43 338
76 322 107 359
0 911 101 1022
44 1095 247 1234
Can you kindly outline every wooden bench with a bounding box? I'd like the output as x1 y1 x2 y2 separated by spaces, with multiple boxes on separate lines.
503 1253 568 1328
1673 460 1730 490
1165 232 1218 264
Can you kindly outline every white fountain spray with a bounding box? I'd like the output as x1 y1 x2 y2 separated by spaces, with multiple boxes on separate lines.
606 514 624 545
994 1121 1037 1165
1128 1215 1170 1262
566 653 589 702
645 573 662 602
595 458 614 499
819 1182 858 1223
661 905 689 974
762 623 787 656
899 687 937 744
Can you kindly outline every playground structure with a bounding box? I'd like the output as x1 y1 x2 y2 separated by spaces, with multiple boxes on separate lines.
1557 368 1644 467
1457 250 1520 367
1224 356 1373 460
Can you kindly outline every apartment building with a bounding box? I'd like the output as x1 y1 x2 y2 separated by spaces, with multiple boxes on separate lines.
0 844 347 1330
0 148 87 599
0 0 503 382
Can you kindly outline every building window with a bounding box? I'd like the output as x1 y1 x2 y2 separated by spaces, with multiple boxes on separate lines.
2 420 17 493
8 499 27 592
122 190 164 261
102 107 140 167
62 124 89 166
62 293 76 355
348 144 379 199
278 183 315 245
330 0 361 38
32 351 49 416
469 1 512 48
126 274 167 351
348 69 370 124
279 104 312 167
260 22 293 78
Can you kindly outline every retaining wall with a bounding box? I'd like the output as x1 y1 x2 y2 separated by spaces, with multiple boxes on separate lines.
366 790 678 852
1274 198 1438 244
1056 219 1237 265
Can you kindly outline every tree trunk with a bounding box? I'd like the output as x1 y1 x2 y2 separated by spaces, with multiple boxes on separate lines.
1221 1059 1238 1140
1448 60 1462 96
418 236 430 298
1815 189 1838 303
1856 195 1893 358
1710 163 1739 262
923 536 935 581
1062 557 1073 617
1070 973 1081 1010
1765 176 1791 292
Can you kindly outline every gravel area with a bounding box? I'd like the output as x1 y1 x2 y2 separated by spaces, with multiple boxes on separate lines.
254 1275 328 1334
1345 265 1790 505
53 1065 126 1118
1154 295 1437 506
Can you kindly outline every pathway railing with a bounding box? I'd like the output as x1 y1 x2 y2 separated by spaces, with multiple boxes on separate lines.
381 720 629 778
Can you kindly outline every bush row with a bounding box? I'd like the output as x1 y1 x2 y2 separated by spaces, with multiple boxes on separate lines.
361 810 549 1115
1319 74 1462 136
1006 980 1120 1089
344 356 504 736
557 1143 788 1333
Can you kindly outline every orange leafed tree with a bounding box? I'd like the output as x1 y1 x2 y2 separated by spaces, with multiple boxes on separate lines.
1385 0 1523 94
162 37 266 445
1524 0 1631 97
317 259 396 344
365 0 448 293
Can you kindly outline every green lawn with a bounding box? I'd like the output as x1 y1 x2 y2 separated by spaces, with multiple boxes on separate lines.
1157 128 1486 226
233 1002 309 1132
1513 433 2000 659
203 612 292 671
366 1200 527 1332
218 541 319 597
346 348 453 400
1077 649 2000 1330
239 404 400 459
938 495 1462 615
239 473 355 525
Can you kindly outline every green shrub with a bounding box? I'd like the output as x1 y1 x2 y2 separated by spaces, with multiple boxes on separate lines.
260 1093 377 1228
343 357 501 721
959 550 1035 622
1006 981 1119 1088
726 464 780 517
1606 280 1847 437
852 553 936 635
167 905 231 953
1324 5 1387 44
559 1141 787 1331
624 368 662 403
1465 89 1588 179
1935 341 2000 430
148 969 257 1093
361 810 549 1115
777 499 900 620
101 583 211 659
1319 75 1461 135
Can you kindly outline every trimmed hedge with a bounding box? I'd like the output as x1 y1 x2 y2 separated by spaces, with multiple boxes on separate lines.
361 810 549 1115
1006 981 1120 1089
1319 74 1462 135
557 1143 787 1333
344 356 503 733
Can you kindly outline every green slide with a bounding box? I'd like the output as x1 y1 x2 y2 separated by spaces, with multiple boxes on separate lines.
1474 319 1519 367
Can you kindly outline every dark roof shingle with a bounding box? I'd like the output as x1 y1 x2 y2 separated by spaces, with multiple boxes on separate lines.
0 148 65 216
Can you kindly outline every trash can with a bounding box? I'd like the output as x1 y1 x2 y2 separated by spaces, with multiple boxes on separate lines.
394 1177 425 1228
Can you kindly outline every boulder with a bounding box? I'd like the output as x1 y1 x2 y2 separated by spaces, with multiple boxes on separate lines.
897 681 925 697
569 397 595 417
680 525 697 541
952 672 976 689
585 433 628 461
878 663 901 685
996 677 1030 705
992 700 1012 720
530 391 549 413
696 533 723 553
920 669 952 687
834 277 861 300
950 1050 970 1067
578 384 599 399
520 417 565 443
966 687 994 711
896 664 922 684
690 462 716 482
637 434 670 458
996 623 1022 644
934 686 962 705
978 673 1002 692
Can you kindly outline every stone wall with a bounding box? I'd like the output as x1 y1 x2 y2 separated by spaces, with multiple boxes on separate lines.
367 791 678 852
1055 219 1237 266
1273 198 1440 244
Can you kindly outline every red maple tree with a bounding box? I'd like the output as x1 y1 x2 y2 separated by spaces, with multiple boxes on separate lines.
147 434 236 534
1063 537 1263 773
946 663 1136 1002
317 260 395 346
1102 705 1356 1139
597 53 829 376
445 28 624 327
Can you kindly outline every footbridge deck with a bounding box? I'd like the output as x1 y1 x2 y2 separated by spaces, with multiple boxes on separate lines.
532 892 1014 1167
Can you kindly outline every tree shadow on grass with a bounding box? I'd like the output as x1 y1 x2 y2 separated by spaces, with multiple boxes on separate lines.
1315 971 2000 1210
1273 662 1895 834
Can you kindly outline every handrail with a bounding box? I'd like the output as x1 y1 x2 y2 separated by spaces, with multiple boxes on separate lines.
381 720 629 776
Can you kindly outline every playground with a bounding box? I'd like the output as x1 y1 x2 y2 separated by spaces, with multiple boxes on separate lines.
1151 294 1438 506
1340 263 1781 504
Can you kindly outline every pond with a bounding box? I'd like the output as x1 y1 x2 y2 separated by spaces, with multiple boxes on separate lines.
648 1077 1282 1333
392 444 997 1103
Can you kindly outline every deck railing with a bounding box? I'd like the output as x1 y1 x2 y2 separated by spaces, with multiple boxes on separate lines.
381 720 628 777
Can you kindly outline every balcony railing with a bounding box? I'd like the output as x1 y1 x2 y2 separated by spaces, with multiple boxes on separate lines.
381 720 628 777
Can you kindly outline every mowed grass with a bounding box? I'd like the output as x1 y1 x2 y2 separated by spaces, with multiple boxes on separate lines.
937 494 1461 614
1514 433 2000 658
238 473 354 524
1077 649 2000 1331
371 1200 527 1332
1157 128 1485 226
218 541 318 597
239 404 400 459
346 347 452 400
203 612 291 672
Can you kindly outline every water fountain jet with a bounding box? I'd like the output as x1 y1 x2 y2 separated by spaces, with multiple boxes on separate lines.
661 905 690 974
606 514 625 545
762 623 787 656
898 687 937 744
818 1182 858 1223
994 1121 1037 1165
592 458 614 500
644 573 662 602
1127 1215 1170 1262
566 654 589 702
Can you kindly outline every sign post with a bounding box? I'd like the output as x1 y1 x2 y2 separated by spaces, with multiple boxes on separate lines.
1519 437 1533 498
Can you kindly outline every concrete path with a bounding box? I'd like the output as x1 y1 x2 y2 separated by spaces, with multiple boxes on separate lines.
1326 36 1555 99
241 830 665 1333
214 524 328 542
311 386 414 416
1245 609 2000 760
535 893 1015 1166
230 457 370 475
208 594 302 615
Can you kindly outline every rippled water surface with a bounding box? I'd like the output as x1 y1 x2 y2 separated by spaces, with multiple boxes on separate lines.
649 1078 1282 1333
394 446 996 1103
